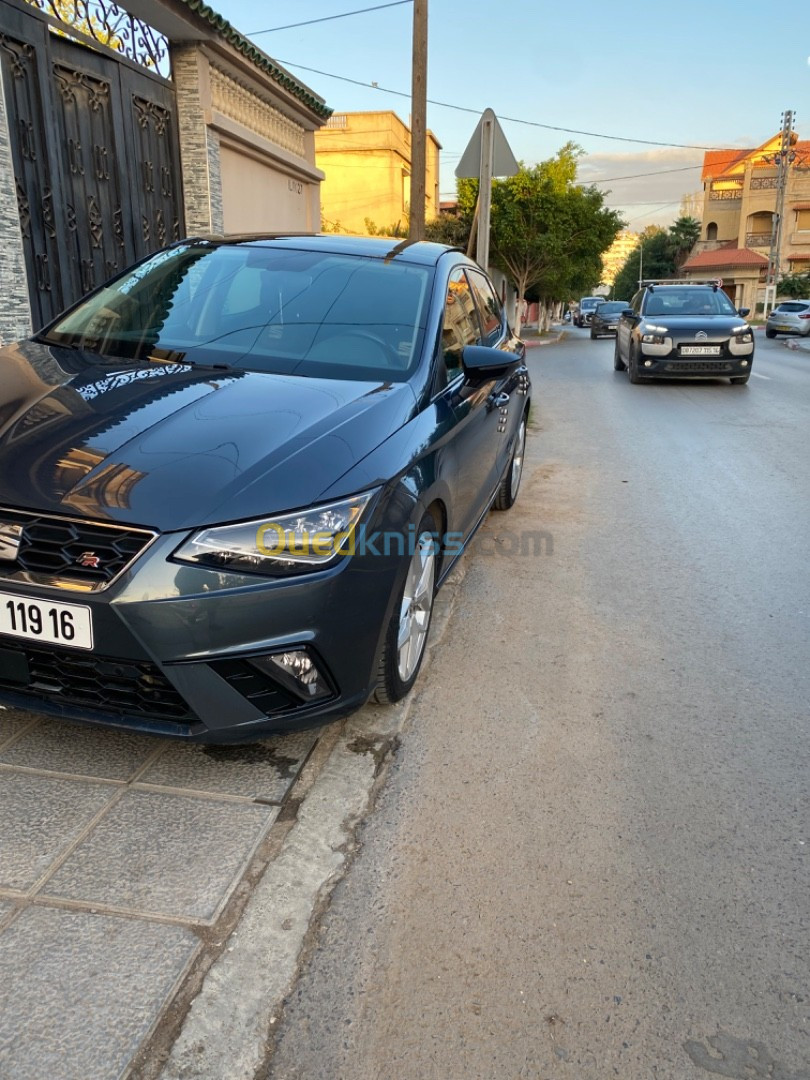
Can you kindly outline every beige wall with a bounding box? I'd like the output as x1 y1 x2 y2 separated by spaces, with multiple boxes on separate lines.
220 144 318 232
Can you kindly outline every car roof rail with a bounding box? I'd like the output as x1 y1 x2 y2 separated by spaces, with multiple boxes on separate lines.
641 278 722 291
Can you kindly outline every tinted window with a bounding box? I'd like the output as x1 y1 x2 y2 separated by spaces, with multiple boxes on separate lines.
466 270 503 345
775 302 810 312
42 243 432 383
440 268 480 383
643 288 736 316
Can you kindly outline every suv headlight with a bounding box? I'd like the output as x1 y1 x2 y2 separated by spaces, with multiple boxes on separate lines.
174 492 375 574
641 323 668 344
732 326 753 344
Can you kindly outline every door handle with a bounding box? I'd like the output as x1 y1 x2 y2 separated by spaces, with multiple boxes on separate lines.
491 392 510 408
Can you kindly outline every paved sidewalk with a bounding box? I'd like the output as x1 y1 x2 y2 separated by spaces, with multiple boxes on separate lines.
0 562 467 1080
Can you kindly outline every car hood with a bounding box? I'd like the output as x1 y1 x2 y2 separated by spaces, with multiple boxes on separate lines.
0 340 416 530
641 315 748 336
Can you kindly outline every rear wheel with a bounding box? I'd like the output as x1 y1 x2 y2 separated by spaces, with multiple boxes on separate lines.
613 336 626 371
765 327 776 339
373 510 438 704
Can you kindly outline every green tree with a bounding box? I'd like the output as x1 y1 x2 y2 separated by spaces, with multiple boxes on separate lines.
667 215 701 267
482 144 623 331
612 226 675 300
777 271 810 299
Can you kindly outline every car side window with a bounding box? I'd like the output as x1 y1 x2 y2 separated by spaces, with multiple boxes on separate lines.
439 268 481 387
466 269 503 345
631 290 643 315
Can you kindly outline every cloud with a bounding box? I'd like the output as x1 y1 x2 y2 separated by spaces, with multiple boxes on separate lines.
578 148 706 229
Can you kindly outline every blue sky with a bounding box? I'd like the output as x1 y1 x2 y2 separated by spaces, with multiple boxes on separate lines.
210 0 810 230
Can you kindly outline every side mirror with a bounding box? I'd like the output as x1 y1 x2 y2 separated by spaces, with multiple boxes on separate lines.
738 307 751 317
622 308 635 319
461 344 518 378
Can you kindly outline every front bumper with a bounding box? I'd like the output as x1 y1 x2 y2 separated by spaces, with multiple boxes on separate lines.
0 518 411 743
637 339 753 378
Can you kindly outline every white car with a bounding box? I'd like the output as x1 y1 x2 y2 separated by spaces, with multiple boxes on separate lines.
765 300 810 338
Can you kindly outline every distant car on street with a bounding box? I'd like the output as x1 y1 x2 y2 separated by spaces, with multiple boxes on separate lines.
765 300 810 338
614 280 754 384
574 296 604 327
590 301 629 339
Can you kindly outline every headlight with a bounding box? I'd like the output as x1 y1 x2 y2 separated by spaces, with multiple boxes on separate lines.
174 491 375 574
732 326 753 344
641 323 668 344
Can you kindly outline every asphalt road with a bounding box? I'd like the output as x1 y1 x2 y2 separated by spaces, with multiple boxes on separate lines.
265 329 810 1080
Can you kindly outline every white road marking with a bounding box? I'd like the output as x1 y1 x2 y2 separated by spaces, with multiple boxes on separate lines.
752 372 771 380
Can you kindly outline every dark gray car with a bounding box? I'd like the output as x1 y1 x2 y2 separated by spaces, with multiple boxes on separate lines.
0 235 530 742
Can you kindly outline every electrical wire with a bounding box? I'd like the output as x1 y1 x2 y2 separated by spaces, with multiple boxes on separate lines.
248 1 412 37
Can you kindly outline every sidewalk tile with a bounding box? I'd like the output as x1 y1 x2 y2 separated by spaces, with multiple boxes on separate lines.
139 730 317 800
0 719 159 781
0 906 197 1080
0 774 115 892
42 789 277 922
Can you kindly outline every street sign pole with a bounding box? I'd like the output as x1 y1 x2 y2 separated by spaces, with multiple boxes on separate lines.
476 112 495 272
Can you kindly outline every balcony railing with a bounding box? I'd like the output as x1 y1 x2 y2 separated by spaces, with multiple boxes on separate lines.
745 233 772 248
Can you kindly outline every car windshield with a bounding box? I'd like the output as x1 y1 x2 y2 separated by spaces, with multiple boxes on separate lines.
595 302 626 314
40 242 432 382
644 288 737 316
581 299 600 309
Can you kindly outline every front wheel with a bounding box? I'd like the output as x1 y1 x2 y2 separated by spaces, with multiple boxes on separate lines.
373 510 438 704
494 415 527 511
628 345 644 384
590 327 596 340
765 328 776 339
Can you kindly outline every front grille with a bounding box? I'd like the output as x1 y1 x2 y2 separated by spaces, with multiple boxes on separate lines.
0 508 155 590
665 361 732 373
0 641 194 721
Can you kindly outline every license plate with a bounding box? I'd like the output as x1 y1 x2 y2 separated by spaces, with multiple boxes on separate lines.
680 346 721 356
774 325 791 331
0 591 93 650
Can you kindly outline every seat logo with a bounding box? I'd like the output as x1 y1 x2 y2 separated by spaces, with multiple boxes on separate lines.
76 551 101 569
695 331 708 340
0 522 23 562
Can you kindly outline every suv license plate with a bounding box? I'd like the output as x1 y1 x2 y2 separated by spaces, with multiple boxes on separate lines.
680 346 721 356
0 592 93 650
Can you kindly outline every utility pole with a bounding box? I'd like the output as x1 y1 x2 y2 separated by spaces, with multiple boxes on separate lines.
765 109 795 314
408 0 427 241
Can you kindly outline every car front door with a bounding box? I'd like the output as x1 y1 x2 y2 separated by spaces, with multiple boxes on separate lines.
435 267 504 541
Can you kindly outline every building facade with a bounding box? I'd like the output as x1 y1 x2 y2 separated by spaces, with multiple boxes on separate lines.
683 132 810 307
601 231 640 289
315 111 441 234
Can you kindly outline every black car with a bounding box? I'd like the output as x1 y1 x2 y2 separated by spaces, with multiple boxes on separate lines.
0 235 530 742
590 301 629 339
614 281 754 384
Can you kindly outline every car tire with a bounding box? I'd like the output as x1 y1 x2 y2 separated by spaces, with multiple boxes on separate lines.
628 345 644 384
613 336 626 371
590 327 596 339
765 328 776 339
730 375 750 385
494 414 527 511
373 509 438 704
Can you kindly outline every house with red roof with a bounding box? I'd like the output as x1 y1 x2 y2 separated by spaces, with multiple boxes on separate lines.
683 132 810 309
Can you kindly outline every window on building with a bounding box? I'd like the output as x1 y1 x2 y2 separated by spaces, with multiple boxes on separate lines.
706 222 718 241
796 209 810 232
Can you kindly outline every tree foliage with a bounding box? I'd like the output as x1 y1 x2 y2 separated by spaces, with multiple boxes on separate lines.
461 144 623 325
777 271 810 299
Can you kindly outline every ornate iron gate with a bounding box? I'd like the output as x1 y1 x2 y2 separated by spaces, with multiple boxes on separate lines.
0 0 183 331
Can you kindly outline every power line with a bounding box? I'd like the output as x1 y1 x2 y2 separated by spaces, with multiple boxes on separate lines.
277 58 720 150
248 1 412 37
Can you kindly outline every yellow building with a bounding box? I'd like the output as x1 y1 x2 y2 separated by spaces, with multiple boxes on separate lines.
683 132 810 307
315 111 441 234
601 231 640 288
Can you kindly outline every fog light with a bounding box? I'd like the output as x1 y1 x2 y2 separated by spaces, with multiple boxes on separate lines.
252 650 332 702
740 360 748 367
644 360 653 367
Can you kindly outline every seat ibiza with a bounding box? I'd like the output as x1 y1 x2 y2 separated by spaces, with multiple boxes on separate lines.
0 235 530 742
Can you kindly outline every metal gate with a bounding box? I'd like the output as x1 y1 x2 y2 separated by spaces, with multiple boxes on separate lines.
0 0 183 331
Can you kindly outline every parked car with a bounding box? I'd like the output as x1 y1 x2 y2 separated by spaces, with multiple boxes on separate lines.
574 296 604 327
590 301 629 339
765 300 810 338
614 281 754 384
0 235 530 742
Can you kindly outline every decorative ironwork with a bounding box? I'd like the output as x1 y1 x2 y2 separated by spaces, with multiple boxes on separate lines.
53 66 110 110
155 208 165 246
16 183 31 240
66 203 78 231
41 187 56 238
67 138 84 175
751 177 778 190
19 119 37 161
0 35 34 78
113 207 125 248
35 253 51 291
26 0 170 79
133 97 169 134
142 159 154 193
87 194 103 248
746 232 772 248
80 258 95 291
93 144 109 180
142 214 149 244
709 189 742 201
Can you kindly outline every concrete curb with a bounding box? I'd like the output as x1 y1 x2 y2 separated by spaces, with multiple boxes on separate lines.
523 329 566 349
155 561 469 1080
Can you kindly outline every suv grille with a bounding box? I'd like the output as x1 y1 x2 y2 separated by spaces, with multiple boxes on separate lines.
0 642 194 721
0 509 155 590
665 361 732 373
